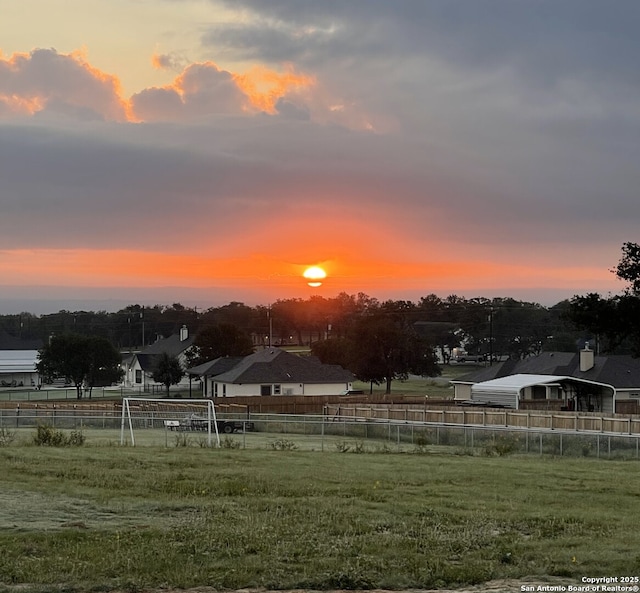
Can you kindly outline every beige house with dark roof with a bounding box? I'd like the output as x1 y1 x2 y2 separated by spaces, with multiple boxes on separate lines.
207 347 355 397
452 346 640 414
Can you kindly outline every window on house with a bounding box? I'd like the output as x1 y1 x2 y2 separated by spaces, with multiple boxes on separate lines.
260 385 271 396
135 370 142 384
273 384 281 395
222 384 226 397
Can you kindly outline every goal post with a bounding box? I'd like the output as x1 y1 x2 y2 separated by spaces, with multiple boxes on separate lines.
120 398 221 447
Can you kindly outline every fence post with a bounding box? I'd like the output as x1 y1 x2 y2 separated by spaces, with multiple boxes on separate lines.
539 433 543 456
560 433 563 456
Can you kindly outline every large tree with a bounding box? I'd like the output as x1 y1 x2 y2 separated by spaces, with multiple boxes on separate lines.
185 323 254 367
568 243 640 355
152 352 184 397
36 334 122 399
312 312 440 394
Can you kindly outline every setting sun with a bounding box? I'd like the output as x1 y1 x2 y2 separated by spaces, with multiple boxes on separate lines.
303 266 327 287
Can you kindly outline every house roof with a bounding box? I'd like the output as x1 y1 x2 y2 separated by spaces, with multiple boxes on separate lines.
135 353 162 373
453 351 640 390
187 356 244 377
212 348 355 385
0 350 39 374
473 374 568 394
141 333 194 357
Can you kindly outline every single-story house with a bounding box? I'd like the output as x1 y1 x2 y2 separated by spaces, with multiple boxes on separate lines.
201 347 355 397
0 332 43 388
0 350 40 388
187 356 244 397
123 325 194 390
452 346 640 414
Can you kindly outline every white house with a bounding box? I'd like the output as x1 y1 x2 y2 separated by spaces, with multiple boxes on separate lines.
207 348 355 397
0 350 40 388
123 325 194 390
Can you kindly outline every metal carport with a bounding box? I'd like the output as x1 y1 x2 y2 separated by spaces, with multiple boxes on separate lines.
471 373 615 412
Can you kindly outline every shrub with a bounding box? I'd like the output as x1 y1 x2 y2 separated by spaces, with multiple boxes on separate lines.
335 441 351 453
221 436 241 449
33 423 85 447
484 433 520 457
269 438 298 451
174 433 192 447
0 427 16 447
67 430 86 447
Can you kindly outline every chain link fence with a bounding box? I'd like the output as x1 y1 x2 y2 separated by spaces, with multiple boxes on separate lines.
1 407 639 459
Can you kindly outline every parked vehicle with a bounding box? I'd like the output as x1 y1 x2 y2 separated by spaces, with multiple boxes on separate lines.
180 415 254 434
450 348 485 363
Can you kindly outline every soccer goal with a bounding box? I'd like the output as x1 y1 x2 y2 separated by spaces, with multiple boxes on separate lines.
120 398 221 447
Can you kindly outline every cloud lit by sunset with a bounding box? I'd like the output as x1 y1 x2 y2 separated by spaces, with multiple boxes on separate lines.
232 64 315 113
0 1 637 312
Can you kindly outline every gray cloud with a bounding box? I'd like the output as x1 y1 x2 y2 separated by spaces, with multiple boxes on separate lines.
1 1 638 302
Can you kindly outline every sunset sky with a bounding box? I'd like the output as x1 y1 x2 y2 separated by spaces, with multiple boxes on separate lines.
1 1 638 314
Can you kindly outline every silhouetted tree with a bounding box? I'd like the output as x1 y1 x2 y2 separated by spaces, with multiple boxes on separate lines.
36 334 122 399
313 312 440 394
151 352 184 397
568 243 640 355
186 324 254 367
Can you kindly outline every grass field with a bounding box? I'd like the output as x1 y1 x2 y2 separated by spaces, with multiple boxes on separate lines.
0 435 639 593
351 364 475 399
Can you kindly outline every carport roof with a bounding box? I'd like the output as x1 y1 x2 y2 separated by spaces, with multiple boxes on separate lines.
472 373 609 395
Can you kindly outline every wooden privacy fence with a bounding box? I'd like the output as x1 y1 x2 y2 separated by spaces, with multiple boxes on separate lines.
325 404 640 436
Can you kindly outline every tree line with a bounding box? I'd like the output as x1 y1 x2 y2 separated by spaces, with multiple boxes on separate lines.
2 294 585 360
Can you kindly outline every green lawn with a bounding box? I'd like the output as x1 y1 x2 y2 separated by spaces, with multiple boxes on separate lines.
353 364 477 398
0 442 639 592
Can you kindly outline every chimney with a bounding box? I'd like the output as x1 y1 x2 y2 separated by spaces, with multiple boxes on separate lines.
180 325 188 342
580 342 594 372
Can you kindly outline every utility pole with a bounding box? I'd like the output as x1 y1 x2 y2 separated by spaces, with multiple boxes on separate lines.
488 306 494 366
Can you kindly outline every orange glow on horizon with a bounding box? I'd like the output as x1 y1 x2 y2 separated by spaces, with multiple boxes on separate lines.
0 248 618 305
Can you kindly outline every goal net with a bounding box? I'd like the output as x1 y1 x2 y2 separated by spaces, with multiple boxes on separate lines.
120 398 220 447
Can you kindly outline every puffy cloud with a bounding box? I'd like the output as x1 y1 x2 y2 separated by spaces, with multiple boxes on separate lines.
131 60 315 121
0 48 131 121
